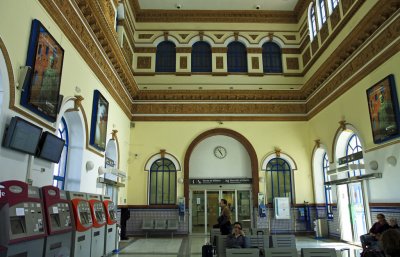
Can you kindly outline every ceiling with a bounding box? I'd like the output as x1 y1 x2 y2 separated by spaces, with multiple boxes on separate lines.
137 0 300 11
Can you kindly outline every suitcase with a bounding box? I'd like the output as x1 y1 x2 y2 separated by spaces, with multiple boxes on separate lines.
202 244 213 257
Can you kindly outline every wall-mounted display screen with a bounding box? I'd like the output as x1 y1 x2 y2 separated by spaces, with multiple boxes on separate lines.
36 131 65 163
2 116 42 155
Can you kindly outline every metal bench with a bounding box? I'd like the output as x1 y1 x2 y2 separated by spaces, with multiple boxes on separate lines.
226 248 259 257
271 235 296 248
301 248 336 257
265 247 298 257
141 219 154 238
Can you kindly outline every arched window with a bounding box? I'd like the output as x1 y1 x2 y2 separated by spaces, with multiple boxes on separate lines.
53 117 69 189
322 153 333 219
191 41 212 72
266 158 293 204
156 41 176 72
318 0 327 27
308 3 318 40
346 134 365 177
227 42 247 72
328 0 339 14
262 42 282 73
149 158 176 205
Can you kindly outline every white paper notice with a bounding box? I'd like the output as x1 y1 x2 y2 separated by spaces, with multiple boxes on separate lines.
196 198 201 205
53 207 59 214
16 208 25 216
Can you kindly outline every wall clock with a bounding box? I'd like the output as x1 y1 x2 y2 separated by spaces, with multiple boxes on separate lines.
214 146 227 159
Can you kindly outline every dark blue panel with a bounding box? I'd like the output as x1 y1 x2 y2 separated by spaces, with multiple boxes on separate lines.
191 41 212 72
156 41 176 72
227 42 248 72
262 42 282 73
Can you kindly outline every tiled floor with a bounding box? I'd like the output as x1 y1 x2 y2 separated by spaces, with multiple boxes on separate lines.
114 235 363 257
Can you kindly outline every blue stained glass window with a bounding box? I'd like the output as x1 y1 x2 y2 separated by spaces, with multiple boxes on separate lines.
266 158 293 204
156 41 176 72
149 158 176 205
346 134 365 177
227 42 248 72
191 41 212 72
262 42 282 73
53 117 69 190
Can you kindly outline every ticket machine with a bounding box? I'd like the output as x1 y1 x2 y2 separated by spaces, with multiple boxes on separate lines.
0 186 7 257
87 194 106 257
67 191 92 257
0 180 46 257
42 186 73 257
101 195 118 255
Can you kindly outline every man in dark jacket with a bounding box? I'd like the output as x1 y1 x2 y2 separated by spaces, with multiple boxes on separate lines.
217 199 232 235
360 213 389 250
226 222 246 248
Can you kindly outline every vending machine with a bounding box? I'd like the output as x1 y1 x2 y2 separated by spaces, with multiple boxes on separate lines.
87 194 106 257
42 186 73 257
67 191 92 257
0 180 46 257
101 195 118 255
0 185 7 257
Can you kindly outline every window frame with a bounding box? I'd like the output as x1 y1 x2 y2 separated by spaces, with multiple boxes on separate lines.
265 158 293 204
262 42 282 73
308 3 318 40
346 134 365 177
155 41 176 72
149 158 177 205
53 117 69 190
227 41 248 73
191 41 212 72
322 152 334 219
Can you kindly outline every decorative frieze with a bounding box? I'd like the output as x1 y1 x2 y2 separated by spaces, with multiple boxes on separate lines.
212 47 228 53
134 47 157 53
176 47 192 53
251 57 259 69
137 57 151 69
138 34 154 39
180 57 187 69
216 57 224 69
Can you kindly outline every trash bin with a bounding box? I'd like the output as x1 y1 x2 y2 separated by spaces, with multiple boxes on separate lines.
314 218 328 238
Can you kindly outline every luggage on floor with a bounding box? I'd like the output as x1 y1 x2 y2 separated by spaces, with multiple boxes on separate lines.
202 244 213 257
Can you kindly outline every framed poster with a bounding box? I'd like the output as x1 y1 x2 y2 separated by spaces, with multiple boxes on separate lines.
21 19 64 122
367 74 400 144
90 90 109 151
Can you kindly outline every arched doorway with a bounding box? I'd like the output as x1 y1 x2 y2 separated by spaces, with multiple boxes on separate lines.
184 128 258 233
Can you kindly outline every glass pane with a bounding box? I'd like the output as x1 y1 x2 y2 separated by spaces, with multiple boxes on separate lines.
349 182 367 243
157 172 163 204
169 174 175 204
237 191 251 229
266 171 273 203
206 191 220 233
150 172 157 204
192 191 205 233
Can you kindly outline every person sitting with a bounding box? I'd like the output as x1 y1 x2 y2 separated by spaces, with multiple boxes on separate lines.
389 218 399 229
226 222 246 248
381 229 400 257
360 213 389 250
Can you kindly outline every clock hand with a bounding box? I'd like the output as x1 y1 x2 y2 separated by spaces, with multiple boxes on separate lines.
218 149 223 155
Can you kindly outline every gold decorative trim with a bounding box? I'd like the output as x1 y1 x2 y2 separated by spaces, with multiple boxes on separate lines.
251 57 259 69
134 47 157 53
138 34 154 39
180 56 187 69
132 115 307 121
216 57 224 69
130 0 297 24
284 35 296 40
212 47 227 53
286 57 299 70
176 47 192 53
282 48 301 54
247 48 262 54
137 56 151 69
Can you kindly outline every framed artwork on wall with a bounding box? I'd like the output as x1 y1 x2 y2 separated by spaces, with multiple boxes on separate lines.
21 19 64 122
90 90 109 151
366 74 400 144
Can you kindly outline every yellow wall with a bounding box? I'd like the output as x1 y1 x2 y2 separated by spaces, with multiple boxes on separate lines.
128 121 314 205
0 0 131 202
308 51 400 161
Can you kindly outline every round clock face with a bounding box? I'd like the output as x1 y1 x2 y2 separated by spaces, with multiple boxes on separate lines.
214 146 227 159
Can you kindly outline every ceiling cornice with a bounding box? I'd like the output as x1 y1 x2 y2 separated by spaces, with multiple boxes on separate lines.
129 0 297 24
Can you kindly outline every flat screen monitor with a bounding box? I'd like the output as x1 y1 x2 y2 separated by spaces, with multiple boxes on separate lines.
36 131 65 163
2 116 42 155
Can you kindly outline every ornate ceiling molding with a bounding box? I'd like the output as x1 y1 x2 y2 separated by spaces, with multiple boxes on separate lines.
129 0 297 24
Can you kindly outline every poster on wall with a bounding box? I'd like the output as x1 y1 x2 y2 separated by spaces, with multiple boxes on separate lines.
366 74 400 144
90 90 109 151
21 19 64 122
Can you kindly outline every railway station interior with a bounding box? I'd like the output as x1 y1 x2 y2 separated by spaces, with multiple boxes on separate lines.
0 0 400 256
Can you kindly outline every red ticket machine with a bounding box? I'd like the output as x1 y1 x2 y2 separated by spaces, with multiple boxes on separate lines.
0 180 46 257
101 195 118 255
67 191 92 257
87 194 106 257
0 184 7 257
42 186 73 257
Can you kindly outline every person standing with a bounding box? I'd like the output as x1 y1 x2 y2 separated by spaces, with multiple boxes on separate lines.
217 199 232 235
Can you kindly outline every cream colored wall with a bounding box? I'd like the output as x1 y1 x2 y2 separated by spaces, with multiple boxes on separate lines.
0 0 131 201
128 121 314 205
308 51 400 159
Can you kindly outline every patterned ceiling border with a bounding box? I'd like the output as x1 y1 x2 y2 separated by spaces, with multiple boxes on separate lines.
129 0 297 24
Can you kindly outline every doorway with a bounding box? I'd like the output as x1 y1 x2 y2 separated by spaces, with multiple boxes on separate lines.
338 182 367 244
190 189 252 234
